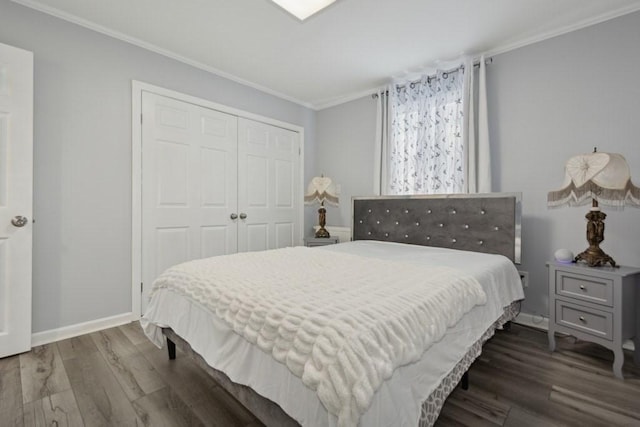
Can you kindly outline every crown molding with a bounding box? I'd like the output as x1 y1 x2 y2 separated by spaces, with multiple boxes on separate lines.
318 3 640 110
10 0 315 110
11 0 640 111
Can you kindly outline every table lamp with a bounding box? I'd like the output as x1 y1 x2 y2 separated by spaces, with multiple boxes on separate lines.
304 176 339 238
548 149 640 267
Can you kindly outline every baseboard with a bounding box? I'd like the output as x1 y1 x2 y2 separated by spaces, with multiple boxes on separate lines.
514 311 550 330
31 312 137 347
513 311 635 352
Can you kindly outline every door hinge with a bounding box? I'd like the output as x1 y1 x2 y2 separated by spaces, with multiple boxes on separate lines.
141 282 144 293
140 113 143 124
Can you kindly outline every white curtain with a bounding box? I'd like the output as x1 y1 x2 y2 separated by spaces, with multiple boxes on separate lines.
374 57 491 195
468 55 492 193
373 89 390 195
463 58 475 193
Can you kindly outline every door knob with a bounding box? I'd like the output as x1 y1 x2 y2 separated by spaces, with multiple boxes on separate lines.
239 213 247 219
11 216 29 227
230 213 238 220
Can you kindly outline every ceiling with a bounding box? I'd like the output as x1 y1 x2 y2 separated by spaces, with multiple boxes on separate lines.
13 0 640 109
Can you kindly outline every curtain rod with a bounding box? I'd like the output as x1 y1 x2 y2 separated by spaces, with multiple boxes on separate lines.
372 57 493 99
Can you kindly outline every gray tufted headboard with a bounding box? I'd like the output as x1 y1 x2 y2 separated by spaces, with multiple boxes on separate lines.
352 193 521 264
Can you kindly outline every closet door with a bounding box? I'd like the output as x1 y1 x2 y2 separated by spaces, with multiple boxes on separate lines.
237 118 300 252
141 92 238 310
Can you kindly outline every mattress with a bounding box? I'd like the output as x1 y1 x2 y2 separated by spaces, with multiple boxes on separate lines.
141 240 524 426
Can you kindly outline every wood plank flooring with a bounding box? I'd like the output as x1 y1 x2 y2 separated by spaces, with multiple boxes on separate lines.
1 322 639 426
436 324 640 426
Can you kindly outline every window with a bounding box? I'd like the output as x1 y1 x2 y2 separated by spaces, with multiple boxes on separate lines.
388 68 465 195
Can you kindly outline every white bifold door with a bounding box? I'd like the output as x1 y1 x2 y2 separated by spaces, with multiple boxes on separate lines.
0 43 33 358
141 92 301 311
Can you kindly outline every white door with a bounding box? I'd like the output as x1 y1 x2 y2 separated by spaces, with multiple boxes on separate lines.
238 118 300 252
0 43 33 358
141 92 238 310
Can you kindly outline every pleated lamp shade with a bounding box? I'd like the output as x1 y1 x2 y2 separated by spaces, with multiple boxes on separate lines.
547 150 639 267
548 152 640 209
304 176 339 206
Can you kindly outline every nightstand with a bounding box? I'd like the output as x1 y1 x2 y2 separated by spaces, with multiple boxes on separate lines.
547 261 640 379
304 236 339 247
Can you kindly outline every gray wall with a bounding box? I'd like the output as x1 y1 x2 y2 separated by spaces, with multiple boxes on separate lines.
315 97 377 230
488 10 640 317
0 0 316 333
314 10 640 320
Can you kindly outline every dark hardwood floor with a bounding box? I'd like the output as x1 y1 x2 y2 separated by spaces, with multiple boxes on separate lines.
1 322 639 426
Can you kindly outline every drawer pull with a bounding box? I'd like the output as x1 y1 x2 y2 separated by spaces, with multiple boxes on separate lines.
579 316 586 323
580 285 586 290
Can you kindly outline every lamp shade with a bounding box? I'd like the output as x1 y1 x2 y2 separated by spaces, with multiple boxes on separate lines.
304 176 339 206
548 152 640 208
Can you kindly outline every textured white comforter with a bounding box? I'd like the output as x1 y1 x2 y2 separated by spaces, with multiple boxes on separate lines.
150 246 487 426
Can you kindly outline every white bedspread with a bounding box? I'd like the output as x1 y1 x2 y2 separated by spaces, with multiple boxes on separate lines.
142 241 524 426
149 246 487 426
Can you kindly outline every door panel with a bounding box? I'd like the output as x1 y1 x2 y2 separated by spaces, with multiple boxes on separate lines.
247 223 269 252
156 140 189 206
155 227 190 276
200 148 229 206
141 92 238 311
275 159 293 207
275 222 294 248
0 43 33 358
238 118 300 252
246 155 268 207
201 226 229 258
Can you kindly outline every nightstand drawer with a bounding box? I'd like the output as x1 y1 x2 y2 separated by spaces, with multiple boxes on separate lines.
555 300 612 341
555 271 613 307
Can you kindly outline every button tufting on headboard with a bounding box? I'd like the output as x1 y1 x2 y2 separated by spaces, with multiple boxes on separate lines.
352 194 521 263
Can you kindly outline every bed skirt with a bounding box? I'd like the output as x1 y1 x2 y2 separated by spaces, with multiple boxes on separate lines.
161 301 519 427
418 301 519 426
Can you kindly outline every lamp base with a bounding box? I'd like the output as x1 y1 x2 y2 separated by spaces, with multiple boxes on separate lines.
315 227 331 238
573 208 617 267
574 247 616 267
314 205 330 238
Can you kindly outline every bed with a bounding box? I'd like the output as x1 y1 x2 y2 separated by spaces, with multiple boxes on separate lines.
141 193 524 426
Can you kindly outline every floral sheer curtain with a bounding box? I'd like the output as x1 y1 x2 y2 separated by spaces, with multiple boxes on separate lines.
389 69 465 194
374 56 491 195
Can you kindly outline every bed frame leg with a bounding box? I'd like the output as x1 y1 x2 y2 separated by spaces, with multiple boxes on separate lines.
167 338 176 360
461 372 469 390
503 321 512 332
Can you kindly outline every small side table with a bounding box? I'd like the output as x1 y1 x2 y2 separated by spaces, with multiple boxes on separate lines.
304 236 339 247
547 261 640 379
